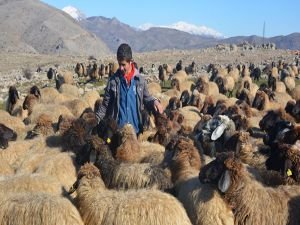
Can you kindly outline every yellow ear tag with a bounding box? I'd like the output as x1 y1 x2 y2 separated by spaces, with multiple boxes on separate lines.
287 169 293 177
106 138 111 144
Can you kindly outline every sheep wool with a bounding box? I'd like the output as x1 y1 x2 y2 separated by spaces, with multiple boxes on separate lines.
0 192 84 225
74 163 192 225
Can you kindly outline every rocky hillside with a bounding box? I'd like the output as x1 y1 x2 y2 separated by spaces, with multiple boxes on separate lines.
80 16 300 52
0 0 110 57
80 17 218 52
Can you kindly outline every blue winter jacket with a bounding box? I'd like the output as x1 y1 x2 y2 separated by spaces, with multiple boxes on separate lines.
95 68 157 133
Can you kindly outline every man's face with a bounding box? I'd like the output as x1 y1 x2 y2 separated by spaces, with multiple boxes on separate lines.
118 59 131 76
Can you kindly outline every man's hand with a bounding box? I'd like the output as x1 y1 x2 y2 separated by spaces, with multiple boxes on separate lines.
154 100 164 114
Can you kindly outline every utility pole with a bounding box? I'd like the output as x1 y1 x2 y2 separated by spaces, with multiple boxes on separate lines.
262 21 266 46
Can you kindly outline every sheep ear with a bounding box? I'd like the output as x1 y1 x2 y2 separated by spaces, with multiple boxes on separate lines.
218 170 231 193
211 123 227 141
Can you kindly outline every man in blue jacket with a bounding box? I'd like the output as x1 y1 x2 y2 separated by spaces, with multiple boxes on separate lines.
95 43 163 135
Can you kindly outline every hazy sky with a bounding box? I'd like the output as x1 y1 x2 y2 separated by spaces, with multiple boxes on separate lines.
41 0 299 38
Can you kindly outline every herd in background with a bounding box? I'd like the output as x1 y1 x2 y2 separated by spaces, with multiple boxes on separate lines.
0 54 300 224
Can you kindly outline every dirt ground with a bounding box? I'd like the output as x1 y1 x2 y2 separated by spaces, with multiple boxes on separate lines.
0 47 297 104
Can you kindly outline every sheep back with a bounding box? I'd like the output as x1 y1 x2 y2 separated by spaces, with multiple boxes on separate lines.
0 192 84 225
77 188 192 225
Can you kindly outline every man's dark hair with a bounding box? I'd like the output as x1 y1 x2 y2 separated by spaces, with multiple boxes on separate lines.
117 43 132 62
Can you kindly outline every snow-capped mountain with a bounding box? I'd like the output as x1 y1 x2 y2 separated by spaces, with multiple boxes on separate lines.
62 6 86 21
139 21 225 38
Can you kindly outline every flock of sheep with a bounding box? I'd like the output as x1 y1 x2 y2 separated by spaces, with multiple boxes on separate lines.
0 53 299 225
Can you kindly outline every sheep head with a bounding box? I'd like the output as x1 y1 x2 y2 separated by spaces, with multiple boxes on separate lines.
169 111 184 125
62 118 91 153
22 94 39 115
8 86 19 109
26 113 53 139
78 162 101 179
199 152 235 184
215 77 226 94
155 113 171 133
0 123 17 149
268 76 277 91
231 114 249 131
252 91 267 111
237 101 252 117
141 109 151 131
68 162 102 194
195 77 208 94
80 108 97 132
167 97 181 111
169 137 201 182
88 135 113 162
120 123 137 141
243 80 250 90
283 145 300 183
94 99 103 112
237 89 251 105
171 78 180 91
199 152 243 193
259 109 290 132
292 100 300 121
201 96 214 114
179 90 190 107
213 103 227 116
278 143 300 183
285 100 296 115
237 131 250 144
30 85 41 99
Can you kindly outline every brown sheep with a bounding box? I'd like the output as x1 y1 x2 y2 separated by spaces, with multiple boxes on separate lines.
235 131 267 169
0 123 17 149
6 86 19 115
115 124 165 163
25 113 54 139
6 86 27 119
252 90 285 111
281 142 300 184
151 113 181 147
167 137 234 225
199 153 300 225
22 94 40 115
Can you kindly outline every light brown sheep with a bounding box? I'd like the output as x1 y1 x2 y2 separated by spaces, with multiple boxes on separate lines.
291 85 300 101
169 137 234 225
82 90 101 109
115 124 165 163
0 173 63 195
70 163 192 225
0 192 84 225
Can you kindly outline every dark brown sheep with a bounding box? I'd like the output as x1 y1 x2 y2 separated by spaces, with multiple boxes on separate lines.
152 113 180 147
29 85 41 99
22 94 40 115
0 123 17 149
6 86 20 115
